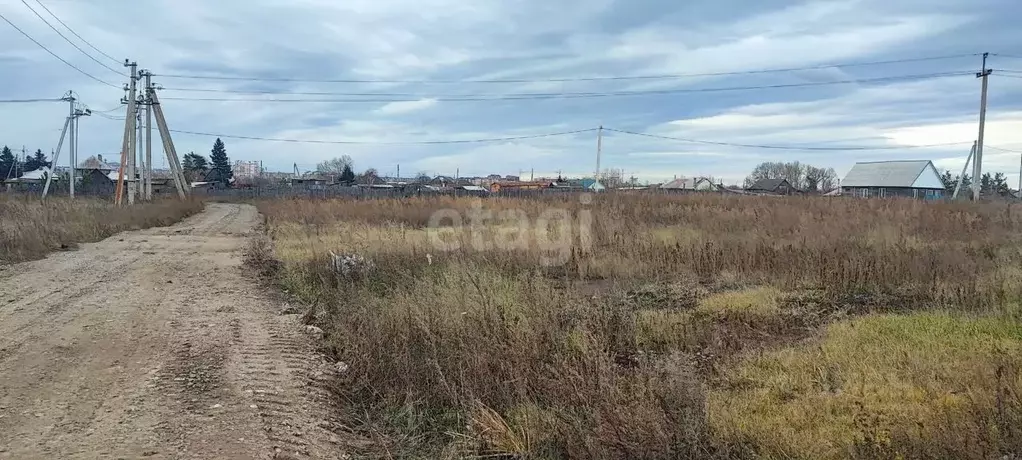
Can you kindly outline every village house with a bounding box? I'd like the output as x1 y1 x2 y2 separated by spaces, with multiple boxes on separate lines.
840 160 945 200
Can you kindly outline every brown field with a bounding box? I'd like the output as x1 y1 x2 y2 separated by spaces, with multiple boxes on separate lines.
255 194 1022 459
0 195 204 263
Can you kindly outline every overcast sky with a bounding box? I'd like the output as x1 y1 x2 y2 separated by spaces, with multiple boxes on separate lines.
2 0 1022 184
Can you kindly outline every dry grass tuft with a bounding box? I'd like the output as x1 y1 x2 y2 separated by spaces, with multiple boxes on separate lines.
0 195 203 263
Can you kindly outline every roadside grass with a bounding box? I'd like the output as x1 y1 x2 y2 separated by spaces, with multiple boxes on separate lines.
256 194 1022 459
0 195 203 263
711 312 1022 459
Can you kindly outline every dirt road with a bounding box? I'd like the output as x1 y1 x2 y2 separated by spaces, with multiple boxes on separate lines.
0 203 342 459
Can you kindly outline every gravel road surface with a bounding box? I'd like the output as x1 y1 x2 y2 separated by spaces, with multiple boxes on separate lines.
0 203 342 459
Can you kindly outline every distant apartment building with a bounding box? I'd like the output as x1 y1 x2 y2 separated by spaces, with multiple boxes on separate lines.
233 160 261 179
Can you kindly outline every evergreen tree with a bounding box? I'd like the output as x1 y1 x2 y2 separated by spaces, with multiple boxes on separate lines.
339 164 355 184
981 173 997 195
995 172 1011 195
182 152 210 182
940 170 956 192
209 138 233 184
24 149 48 171
0 146 18 179
940 169 972 194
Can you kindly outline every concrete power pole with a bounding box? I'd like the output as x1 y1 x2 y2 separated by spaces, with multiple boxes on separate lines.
68 92 75 198
116 60 139 205
42 94 74 199
149 89 190 199
144 70 153 200
115 99 130 205
953 142 977 200
72 105 90 196
136 105 143 198
595 125 603 181
973 53 992 201
126 61 138 204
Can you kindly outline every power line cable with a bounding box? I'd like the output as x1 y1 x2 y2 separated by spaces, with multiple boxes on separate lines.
152 54 979 84
997 74 1022 79
992 53 1022 60
159 71 974 103
604 128 971 151
93 112 124 120
987 145 1022 154
19 0 126 76
166 128 598 145
0 98 63 103
30 0 122 65
0 11 119 88
166 69 973 97
89 105 124 113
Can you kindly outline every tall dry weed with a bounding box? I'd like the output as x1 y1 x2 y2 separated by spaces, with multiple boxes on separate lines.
0 195 203 263
257 194 1022 459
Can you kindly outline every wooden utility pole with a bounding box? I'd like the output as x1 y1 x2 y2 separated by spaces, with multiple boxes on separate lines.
973 53 992 201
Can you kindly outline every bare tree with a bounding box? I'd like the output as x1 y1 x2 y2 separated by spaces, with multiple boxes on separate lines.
357 168 380 185
599 168 625 188
745 161 831 191
804 166 838 193
781 161 805 190
317 155 354 174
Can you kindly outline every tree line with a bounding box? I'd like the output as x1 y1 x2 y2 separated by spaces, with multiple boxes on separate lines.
1 146 51 179
744 161 838 192
181 138 233 183
314 155 386 185
938 170 1012 196
3 137 235 185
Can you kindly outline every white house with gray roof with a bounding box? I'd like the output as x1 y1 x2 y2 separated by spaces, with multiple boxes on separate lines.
840 160 945 200
660 176 718 192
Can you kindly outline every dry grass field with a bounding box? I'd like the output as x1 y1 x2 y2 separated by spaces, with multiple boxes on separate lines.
0 195 204 263
255 194 1022 459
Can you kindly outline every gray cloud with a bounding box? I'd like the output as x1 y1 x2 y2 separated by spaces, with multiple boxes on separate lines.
2 0 1021 186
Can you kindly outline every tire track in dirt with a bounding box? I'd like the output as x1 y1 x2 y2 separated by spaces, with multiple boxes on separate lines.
230 303 344 459
0 203 342 459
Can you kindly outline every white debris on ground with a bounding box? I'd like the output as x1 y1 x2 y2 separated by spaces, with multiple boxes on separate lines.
303 325 324 338
327 251 375 279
